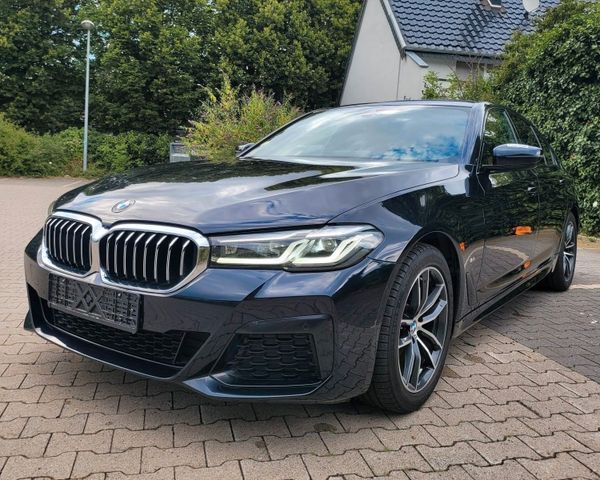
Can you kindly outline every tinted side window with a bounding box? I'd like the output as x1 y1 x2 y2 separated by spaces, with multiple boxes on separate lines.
509 113 541 149
482 109 517 165
534 128 560 167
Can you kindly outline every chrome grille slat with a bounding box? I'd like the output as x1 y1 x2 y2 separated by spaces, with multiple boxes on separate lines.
154 235 168 282
132 232 146 280
180 239 191 276
165 237 178 283
64 222 75 265
113 231 125 276
72 224 84 266
123 231 136 277
143 233 156 281
44 216 92 274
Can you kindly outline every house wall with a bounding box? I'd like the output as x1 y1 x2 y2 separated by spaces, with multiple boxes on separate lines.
340 0 401 105
341 0 486 104
396 53 457 100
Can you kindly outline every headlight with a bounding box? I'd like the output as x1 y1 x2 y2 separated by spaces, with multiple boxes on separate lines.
210 225 383 270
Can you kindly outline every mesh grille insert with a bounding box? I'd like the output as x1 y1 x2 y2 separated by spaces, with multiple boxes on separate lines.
218 334 321 386
48 309 208 367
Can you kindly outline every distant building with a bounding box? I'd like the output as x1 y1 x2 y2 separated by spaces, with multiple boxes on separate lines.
340 0 558 105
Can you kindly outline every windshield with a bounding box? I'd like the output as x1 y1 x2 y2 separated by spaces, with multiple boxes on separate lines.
247 105 470 164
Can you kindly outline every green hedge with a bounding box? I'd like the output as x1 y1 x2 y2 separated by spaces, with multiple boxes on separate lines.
494 0 600 235
0 114 170 177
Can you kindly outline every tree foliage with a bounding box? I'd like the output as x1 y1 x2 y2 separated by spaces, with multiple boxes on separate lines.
0 0 360 136
213 0 361 110
187 77 301 162
82 0 216 134
0 0 85 133
494 0 600 234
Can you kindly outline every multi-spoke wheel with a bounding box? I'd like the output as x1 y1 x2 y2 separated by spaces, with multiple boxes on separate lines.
364 243 453 413
398 267 448 393
540 212 577 292
563 221 576 281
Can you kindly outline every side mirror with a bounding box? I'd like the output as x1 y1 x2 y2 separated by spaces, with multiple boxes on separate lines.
235 142 256 157
489 143 542 169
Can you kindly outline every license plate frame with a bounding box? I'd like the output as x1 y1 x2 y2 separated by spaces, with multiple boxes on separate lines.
48 274 141 334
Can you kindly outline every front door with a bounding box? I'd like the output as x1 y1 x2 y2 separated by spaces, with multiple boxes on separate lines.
476 108 539 305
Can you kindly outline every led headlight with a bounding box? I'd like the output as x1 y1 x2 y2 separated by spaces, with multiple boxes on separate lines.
210 225 383 270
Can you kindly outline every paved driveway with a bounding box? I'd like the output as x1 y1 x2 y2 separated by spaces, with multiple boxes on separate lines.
1 177 599 480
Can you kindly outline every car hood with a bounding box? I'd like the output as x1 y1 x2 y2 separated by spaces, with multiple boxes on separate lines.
55 159 459 234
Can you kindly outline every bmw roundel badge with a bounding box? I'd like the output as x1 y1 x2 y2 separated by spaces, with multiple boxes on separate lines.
111 199 135 213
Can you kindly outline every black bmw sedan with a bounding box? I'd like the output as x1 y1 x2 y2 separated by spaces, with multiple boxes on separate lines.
24 101 578 412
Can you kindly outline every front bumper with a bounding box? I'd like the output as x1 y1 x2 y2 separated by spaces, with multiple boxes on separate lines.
24 232 394 403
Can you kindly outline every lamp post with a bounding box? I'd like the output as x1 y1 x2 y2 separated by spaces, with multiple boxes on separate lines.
81 20 95 172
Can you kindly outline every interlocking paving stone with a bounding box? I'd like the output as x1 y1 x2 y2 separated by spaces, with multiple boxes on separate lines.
240 455 310 480
1 177 600 480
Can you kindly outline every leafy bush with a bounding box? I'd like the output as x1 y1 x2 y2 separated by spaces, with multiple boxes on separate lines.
0 114 170 177
187 78 302 161
493 0 600 234
0 114 70 176
422 70 495 102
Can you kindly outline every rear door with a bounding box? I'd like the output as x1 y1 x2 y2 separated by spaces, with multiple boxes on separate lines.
534 128 571 263
476 108 539 304
507 111 568 264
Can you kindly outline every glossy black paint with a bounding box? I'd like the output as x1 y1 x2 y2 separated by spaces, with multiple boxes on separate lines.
24 101 578 403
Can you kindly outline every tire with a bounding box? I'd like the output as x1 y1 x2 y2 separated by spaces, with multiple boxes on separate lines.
539 212 577 292
363 243 453 413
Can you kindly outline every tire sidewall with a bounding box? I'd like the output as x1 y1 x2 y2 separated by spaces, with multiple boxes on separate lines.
386 246 454 408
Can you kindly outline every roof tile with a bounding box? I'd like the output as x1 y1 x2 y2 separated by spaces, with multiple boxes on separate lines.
388 0 559 57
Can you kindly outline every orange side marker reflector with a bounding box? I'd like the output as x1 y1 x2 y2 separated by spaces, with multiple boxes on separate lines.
523 260 531 269
459 242 466 252
514 226 533 236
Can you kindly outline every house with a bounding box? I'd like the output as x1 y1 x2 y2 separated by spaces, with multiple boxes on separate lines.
340 0 559 105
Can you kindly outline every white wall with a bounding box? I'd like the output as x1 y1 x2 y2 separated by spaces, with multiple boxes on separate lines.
340 0 401 105
397 53 456 100
341 0 462 104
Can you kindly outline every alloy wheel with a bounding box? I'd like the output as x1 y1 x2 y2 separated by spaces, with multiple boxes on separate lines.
398 266 449 393
563 221 576 280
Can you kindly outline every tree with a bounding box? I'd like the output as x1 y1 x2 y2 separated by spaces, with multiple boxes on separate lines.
83 0 216 134
493 0 600 234
0 0 85 133
213 0 361 110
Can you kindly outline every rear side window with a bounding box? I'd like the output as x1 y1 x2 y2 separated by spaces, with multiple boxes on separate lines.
534 128 560 167
508 113 541 149
482 109 517 166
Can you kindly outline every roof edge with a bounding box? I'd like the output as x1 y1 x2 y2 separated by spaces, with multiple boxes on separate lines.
380 0 407 55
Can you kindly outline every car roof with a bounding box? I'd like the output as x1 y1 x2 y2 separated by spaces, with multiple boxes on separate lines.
337 99 486 109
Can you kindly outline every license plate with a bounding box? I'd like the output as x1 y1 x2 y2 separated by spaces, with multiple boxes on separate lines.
48 274 140 333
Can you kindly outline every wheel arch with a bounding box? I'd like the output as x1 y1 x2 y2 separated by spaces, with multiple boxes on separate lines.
384 229 465 333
